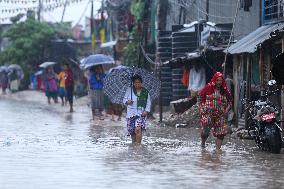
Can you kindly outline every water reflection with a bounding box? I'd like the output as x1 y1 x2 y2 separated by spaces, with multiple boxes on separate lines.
200 149 222 165
64 114 74 123
0 99 284 189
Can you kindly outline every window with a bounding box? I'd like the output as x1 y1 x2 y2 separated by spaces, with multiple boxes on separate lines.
264 0 284 23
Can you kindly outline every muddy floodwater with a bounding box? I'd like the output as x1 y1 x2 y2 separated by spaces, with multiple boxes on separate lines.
0 99 283 189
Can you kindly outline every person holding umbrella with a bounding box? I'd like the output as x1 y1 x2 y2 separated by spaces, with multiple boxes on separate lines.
103 67 160 144
44 66 58 104
7 64 24 93
9 70 19 92
89 65 106 120
123 75 151 144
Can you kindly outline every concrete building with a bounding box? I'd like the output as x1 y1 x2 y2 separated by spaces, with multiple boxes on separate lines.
166 0 261 40
227 0 284 128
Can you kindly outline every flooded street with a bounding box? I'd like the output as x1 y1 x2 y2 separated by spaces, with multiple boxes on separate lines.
0 98 284 189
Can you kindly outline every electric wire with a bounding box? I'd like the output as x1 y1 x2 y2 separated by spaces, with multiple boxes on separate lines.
223 0 241 75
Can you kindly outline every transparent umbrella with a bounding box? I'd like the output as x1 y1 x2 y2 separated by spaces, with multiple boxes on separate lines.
39 62 57 68
0 65 9 73
8 64 24 80
81 54 115 69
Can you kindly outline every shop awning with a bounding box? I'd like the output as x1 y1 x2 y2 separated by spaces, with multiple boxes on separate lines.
162 51 201 68
226 22 284 54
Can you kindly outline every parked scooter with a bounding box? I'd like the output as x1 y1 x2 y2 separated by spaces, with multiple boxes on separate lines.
243 80 283 154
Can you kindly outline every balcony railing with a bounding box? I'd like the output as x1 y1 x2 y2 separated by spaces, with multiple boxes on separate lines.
263 0 284 24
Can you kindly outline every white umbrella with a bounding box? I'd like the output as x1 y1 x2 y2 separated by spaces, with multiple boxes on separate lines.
8 64 22 70
34 70 43 76
0 65 9 73
39 62 57 68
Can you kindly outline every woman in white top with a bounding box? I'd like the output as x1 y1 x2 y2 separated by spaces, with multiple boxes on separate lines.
123 75 151 144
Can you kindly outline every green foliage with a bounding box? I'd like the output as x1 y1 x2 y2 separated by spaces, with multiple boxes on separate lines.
124 26 139 66
130 0 144 23
52 22 73 39
0 16 72 88
124 0 145 67
0 18 55 67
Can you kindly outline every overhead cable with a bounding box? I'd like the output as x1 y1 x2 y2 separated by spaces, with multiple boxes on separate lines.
223 0 241 75
140 43 156 65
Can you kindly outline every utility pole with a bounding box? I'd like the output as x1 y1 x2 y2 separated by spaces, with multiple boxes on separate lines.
38 0 42 21
91 0 95 53
0 25 2 53
61 0 68 22
157 0 169 123
197 0 200 47
142 0 150 67
206 0 209 21
245 55 252 129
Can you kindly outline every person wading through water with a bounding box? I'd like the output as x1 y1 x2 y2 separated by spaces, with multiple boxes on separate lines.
44 67 58 104
89 65 106 120
123 75 151 144
64 63 74 112
197 72 232 150
58 66 67 106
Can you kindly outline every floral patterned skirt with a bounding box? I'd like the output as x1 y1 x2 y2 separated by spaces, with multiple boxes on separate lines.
126 116 146 136
200 108 228 138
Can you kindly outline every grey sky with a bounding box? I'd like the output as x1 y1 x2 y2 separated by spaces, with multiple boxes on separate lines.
0 0 101 26
43 0 101 26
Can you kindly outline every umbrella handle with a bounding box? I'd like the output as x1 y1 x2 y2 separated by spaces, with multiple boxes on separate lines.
131 84 133 100
131 73 133 100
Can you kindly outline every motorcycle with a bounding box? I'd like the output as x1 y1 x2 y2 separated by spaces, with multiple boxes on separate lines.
243 80 283 154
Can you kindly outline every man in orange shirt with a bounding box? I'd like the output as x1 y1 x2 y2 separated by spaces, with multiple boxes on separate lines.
58 68 66 106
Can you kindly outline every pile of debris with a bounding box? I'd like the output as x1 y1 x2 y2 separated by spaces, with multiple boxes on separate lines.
163 104 200 128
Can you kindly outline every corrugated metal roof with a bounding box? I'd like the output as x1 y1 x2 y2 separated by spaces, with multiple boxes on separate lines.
226 22 284 54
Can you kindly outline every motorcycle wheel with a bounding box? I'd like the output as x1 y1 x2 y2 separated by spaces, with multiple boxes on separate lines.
264 123 283 154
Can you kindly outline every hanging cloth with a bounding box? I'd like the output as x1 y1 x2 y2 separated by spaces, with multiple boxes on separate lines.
244 0 252 12
181 69 189 87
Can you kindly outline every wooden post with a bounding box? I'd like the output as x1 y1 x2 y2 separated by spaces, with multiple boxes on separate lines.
259 48 264 88
233 55 238 126
245 54 251 129
281 38 284 124
159 60 163 123
156 0 169 122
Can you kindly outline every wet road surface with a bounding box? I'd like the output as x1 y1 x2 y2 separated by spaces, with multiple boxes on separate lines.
0 99 283 189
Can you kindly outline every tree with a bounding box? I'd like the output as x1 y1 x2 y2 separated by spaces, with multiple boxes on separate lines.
0 17 55 68
124 0 145 67
0 15 71 88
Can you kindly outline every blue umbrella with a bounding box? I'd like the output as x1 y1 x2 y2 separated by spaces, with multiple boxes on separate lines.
81 54 115 70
